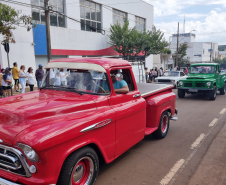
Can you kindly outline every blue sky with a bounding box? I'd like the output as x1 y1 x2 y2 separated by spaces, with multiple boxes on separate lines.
145 0 226 45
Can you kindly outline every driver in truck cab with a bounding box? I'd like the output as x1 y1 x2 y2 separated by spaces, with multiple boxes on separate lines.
110 70 129 94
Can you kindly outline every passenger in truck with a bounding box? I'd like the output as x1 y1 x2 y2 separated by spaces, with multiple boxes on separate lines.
110 70 129 94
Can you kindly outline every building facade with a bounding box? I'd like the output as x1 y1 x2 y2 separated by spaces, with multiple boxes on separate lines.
170 33 219 63
0 0 154 71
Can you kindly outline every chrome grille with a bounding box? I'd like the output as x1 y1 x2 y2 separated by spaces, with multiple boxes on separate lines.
158 79 171 83
0 144 31 177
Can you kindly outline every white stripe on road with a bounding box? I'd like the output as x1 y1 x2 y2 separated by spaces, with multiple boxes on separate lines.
209 118 218 127
160 159 185 185
190 134 205 149
220 108 226 115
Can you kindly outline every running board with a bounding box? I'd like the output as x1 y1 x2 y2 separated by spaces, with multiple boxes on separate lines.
145 127 158 136
170 117 178 121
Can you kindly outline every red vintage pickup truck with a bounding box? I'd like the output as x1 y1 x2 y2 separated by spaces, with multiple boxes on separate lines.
0 58 177 185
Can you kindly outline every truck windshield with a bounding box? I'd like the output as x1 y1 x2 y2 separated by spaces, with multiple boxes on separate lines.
164 71 179 77
40 68 111 95
191 66 215 74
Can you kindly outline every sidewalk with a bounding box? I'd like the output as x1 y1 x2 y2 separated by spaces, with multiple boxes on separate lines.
1 87 38 98
187 122 226 185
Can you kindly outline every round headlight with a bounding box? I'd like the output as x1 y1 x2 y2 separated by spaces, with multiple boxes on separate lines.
179 81 183 86
18 143 39 162
207 82 211 87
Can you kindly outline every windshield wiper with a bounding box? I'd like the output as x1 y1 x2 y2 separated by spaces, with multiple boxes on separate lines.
61 87 84 95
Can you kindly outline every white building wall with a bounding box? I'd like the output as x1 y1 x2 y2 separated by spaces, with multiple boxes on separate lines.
0 0 154 70
0 0 36 71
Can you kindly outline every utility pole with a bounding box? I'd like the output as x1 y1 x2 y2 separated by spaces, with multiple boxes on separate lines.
44 0 52 62
210 42 212 62
176 22 179 67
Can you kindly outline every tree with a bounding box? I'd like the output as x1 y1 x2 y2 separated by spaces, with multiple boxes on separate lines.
109 19 135 58
0 3 34 44
175 43 189 65
109 20 169 59
142 26 169 58
163 48 171 54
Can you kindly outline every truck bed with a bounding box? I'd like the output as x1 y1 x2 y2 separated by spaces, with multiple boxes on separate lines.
137 83 174 98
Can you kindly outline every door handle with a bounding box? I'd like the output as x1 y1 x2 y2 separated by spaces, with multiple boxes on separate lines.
133 94 141 98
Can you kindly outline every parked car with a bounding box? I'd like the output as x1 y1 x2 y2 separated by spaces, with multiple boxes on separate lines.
154 71 187 88
178 63 226 100
0 58 178 185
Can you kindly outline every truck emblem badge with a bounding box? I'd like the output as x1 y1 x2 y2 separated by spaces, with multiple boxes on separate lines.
81 119 112 133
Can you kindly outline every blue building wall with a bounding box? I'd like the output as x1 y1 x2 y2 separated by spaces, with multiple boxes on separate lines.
33 24 47 55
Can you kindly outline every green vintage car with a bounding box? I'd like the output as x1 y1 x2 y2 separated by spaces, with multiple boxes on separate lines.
178 63 226 100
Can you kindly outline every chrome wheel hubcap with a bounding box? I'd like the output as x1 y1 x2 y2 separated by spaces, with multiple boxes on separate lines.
161 115 168 134
70 157 94 185
73 165 84 183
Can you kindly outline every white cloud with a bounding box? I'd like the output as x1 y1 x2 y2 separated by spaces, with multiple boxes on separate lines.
145 0 226 17
179 13 207 19
154 11 226 44
214 8 221 11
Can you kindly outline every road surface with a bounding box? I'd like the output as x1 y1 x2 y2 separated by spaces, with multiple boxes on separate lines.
96 88 226 185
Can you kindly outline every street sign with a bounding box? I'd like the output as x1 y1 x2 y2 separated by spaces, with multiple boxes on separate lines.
208 49 213 52
4 43 9 53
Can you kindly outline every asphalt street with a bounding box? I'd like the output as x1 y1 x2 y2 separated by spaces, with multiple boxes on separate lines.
96 87 226 185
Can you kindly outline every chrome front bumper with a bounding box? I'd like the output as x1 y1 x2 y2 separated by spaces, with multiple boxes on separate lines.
0 177 21 185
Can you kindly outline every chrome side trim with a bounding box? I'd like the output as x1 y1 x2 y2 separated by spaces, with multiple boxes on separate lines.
0 144 32 178
141 85 174 97
0 177 21 185
80 119 112 133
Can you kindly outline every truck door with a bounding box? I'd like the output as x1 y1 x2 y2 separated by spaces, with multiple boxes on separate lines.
108 67 146 157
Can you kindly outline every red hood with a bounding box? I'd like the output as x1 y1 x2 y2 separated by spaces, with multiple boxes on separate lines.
0 90 96 145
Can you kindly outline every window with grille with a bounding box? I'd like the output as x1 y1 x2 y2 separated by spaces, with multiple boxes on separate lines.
135 16 145 31
113 9 127 27
31 0 66 27
80 0 102 33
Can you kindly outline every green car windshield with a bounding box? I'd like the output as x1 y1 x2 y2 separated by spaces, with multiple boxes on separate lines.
191 66 215 74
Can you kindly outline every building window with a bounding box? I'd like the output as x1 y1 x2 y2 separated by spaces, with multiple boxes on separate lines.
31 0 66 27
80 0 101 33
135 16 145 31
113 9 127 27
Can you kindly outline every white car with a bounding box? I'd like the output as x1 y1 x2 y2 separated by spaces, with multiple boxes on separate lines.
154 71 187 88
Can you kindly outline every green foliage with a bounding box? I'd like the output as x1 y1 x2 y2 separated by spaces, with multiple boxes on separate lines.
175 43 189 65
109 19 169 58
0 3 35 44
219 45 226 51
163 48 171 54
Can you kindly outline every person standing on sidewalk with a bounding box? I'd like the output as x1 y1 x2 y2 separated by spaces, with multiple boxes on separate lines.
0 69 5 98
35 64 44 88
145 67 148 82
159 67 163 77
2 68 13 97
12 62 20 93
19 65 28 94
27 67 36 91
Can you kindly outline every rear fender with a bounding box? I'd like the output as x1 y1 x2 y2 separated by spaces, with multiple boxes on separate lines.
145 90 176 128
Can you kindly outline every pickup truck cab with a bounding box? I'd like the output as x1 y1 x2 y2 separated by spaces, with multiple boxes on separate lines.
0 58 177 185
178 63 226 100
